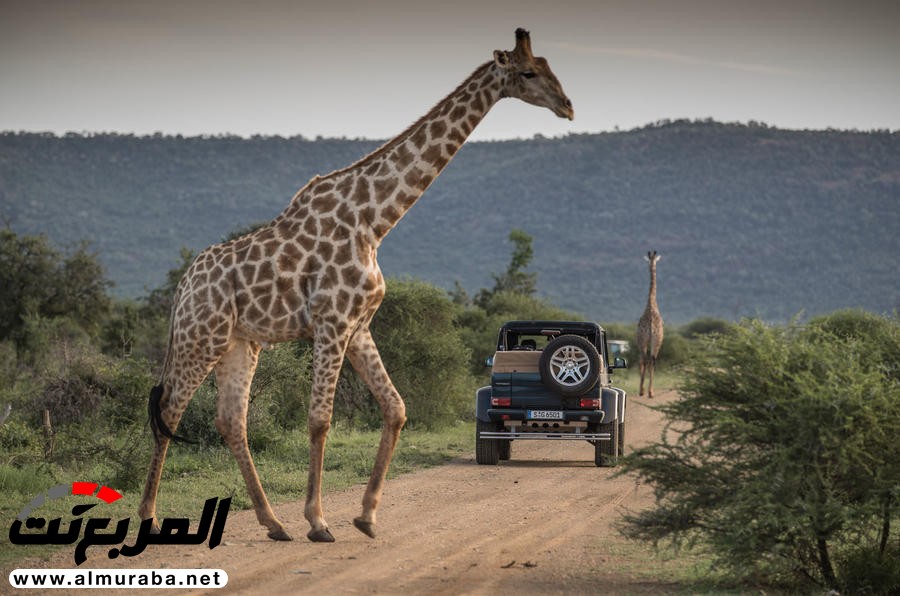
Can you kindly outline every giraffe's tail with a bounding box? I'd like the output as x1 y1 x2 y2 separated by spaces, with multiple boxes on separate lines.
148 286 195 445
148 383 196 445
148 383 168 442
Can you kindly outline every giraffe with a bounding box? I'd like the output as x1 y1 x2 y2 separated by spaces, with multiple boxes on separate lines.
636 250 664 398
139 28 573 543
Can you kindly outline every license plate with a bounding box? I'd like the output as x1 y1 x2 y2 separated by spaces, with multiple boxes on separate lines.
527 409 564 420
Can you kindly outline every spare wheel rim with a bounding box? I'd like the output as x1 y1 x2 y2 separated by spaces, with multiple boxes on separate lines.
548 345 590 386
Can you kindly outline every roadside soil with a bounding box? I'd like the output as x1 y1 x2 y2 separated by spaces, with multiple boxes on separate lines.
12 390 679 595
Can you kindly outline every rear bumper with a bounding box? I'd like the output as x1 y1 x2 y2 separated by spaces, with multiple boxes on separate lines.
479 430 612 441
481 407 611 441
485 408 606 425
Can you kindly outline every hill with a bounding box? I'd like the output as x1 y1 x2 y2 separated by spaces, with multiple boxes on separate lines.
1 121 897 324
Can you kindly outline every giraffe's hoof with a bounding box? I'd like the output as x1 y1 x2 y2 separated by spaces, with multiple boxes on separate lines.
267 528 294 541
353 517 376 539
307 527 335 543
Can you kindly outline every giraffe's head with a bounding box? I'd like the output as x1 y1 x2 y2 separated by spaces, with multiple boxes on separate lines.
493 28 574 121
645 250 661 265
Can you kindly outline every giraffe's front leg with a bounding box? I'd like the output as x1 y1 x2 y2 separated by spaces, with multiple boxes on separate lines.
304 334 347 543
345 328 407 539
638 359 647 397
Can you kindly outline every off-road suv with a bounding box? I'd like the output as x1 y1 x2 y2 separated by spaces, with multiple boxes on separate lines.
475 321 627 467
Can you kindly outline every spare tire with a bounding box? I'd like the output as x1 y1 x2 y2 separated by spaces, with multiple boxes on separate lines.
539 334 601 396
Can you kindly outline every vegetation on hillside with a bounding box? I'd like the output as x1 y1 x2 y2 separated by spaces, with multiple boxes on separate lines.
1 121 897 323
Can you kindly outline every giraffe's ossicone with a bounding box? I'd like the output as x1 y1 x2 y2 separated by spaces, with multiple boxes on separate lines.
139 28 573 543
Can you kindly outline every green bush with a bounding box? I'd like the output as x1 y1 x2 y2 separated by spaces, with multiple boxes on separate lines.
24 340 155 432
17 314 93 370
679 317 734 339
100 299 170 363
249 343 313 432
369 279 476 428
618 317 900 592
0 419 42 458
100 356 156 427
654 331 692 368
478 290 577 320
837 544 900 595
37 361 106 423
0 340 16 388
170 379 221 447
808 309 900 380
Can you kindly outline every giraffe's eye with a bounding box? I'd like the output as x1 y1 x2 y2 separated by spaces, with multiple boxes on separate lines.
520 71 536 79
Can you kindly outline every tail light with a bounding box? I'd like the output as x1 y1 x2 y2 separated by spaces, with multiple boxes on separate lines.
579 398 600 409
491 397 511 407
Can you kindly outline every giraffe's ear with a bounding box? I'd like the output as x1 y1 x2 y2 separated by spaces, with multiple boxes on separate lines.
493 50 510 68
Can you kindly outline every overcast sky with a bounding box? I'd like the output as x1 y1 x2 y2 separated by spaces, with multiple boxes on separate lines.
1 0 898 140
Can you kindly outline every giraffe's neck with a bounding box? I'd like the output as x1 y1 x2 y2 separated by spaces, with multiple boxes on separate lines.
304 61 506 245
646 264 658 310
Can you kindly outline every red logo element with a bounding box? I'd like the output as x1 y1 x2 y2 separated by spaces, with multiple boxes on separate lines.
71 482 123 504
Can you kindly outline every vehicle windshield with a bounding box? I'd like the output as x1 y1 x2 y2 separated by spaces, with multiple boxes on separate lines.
502 328 598 351
505 333 553 351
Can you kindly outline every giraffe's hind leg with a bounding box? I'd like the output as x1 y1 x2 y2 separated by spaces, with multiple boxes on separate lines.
345 327 407 539
139 361 214 530
214 340 291 541
139 425 175 531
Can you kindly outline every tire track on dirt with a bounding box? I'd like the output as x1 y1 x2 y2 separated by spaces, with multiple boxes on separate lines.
16 392 671 595
261 450 633 595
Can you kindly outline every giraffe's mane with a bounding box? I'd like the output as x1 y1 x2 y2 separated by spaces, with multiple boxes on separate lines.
316 60 495 182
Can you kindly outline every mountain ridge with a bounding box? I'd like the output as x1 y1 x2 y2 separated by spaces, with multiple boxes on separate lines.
1 120 897 324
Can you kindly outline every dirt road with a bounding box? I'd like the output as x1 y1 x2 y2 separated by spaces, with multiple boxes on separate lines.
16 391 675 595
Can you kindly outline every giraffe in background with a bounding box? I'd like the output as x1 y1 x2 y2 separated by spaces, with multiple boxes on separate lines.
636 250 664 398
139 28 573 543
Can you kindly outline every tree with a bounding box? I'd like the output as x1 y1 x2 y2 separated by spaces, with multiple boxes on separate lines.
474 229 537 308
0 229 111 348
0 229 57 342
807 309 900 560
52 242 113 334
618 317 900 592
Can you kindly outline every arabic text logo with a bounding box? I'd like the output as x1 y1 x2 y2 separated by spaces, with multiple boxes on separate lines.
8 481 230 565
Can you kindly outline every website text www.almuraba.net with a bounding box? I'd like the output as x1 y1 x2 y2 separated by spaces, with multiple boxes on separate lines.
9 568 227 589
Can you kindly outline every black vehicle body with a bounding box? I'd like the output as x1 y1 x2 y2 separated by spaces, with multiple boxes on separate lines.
475 321 627 466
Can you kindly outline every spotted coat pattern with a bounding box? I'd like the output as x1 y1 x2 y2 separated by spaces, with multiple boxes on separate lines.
636 251 664 398
139 28 574 542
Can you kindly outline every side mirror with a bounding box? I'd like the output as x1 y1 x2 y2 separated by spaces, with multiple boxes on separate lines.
485 356 494 367
613 357 627 369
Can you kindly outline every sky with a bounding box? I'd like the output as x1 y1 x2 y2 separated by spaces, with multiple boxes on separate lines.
1 0 898 141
